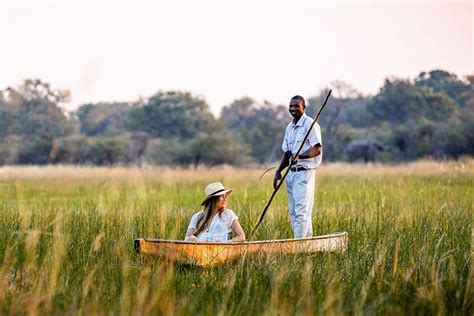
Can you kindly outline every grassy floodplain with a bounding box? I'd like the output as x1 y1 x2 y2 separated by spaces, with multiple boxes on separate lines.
0 160 472 314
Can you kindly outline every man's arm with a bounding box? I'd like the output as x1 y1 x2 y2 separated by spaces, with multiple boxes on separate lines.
273 151 292 189
296 144 322 160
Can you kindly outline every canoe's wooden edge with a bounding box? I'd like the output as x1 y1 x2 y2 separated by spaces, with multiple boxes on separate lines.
134 232 348 248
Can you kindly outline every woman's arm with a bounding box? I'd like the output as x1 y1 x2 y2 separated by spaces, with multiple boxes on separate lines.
185 228 199 242
230 220 246 242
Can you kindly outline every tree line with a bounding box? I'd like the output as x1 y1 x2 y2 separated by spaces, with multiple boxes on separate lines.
0 69 472 167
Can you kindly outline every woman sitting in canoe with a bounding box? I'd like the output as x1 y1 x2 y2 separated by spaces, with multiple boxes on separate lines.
185 182 245 242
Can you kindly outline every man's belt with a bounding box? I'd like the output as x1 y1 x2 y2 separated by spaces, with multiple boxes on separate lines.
290 165 308 172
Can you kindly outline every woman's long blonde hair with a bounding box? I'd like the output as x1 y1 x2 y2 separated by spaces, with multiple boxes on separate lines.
194 195 224 237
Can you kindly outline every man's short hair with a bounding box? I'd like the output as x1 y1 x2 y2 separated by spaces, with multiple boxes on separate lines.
291 95 306 108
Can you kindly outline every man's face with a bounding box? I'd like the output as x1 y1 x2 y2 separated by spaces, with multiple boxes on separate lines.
289 99 305 119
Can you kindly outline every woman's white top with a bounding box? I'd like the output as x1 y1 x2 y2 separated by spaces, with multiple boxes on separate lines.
187 209 238 242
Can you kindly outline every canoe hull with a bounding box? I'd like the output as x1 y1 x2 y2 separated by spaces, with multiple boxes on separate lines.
135 232 348 266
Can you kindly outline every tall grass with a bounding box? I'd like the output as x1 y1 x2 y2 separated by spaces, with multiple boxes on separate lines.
0 160 472 314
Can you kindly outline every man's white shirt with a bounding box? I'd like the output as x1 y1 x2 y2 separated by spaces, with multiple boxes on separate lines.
282 113 322 169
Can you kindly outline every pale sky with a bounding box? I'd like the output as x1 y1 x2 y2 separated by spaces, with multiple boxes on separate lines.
1 0 472 116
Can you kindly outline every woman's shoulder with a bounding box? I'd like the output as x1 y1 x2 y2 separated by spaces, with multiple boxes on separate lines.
222 208 236 215
187 210 203 229
220 209 238 221
191 210 203 219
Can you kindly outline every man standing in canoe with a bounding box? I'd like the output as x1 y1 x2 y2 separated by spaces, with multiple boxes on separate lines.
273 95 323 238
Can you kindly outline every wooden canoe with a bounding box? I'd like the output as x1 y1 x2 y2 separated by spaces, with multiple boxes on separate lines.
134 232 348 266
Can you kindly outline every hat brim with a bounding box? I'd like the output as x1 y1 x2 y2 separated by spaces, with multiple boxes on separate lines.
201 189 232 206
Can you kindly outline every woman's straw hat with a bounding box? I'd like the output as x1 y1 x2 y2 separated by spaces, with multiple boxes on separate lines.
201 182 232 205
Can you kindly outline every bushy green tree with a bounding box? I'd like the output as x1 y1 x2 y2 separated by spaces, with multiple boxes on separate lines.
306 83 371 162
307 82 371 128
0 80 75 165
8 79 74 139
127 91 215 139
367 78 428 125
81 137 128 166
0 135 22 165
0 88 21 137
17 136 53 164
221 98 287 163
76 102 130 136
184 132 251 167
420 88 457 122
145 132 250 168
321 124 359 161
368 78 459 125
49 135 89 164
444 102 474 158
415 70 469 107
